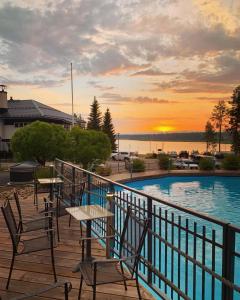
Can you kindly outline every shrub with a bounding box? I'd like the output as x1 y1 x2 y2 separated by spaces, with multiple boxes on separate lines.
158 154 172 170
68 127 111 169
199 158 215 171
131 159 145 172
11 121 68 165
222 155 240 170
145 153 158 159
95 165 112 176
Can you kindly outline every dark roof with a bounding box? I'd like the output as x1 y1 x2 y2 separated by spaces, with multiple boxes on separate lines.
0 99 72 124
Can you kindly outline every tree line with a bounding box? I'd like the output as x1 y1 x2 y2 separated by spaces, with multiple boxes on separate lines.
205 85 240 154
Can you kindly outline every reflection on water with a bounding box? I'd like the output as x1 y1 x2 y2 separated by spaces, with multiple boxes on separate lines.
127 176 240 226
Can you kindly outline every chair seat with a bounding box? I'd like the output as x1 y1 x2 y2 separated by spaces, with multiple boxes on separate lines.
79 260 131 286
22 217 50 232
19 234 56 254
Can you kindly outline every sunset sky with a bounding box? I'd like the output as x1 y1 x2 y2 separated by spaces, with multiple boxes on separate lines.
0 0 239 133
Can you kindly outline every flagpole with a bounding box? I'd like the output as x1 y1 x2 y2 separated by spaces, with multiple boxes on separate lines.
71 62 74 127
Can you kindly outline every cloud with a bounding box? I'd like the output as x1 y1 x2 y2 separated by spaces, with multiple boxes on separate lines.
0 0 239 97
88 80 114 91
100 93 178 104
0 75 64 88
131 68 176 77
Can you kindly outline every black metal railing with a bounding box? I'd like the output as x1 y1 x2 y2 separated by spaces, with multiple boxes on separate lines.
55 159 240 300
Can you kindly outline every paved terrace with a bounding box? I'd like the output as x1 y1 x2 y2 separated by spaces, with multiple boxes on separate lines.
0 186 154 300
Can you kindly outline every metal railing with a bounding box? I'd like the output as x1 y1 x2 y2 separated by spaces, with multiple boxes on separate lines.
55 159 240 300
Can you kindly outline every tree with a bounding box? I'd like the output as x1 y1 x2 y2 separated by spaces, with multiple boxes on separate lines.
11 121 68 165
204 121 216 153
68 127 111 169
211 100 227 152
87 96 102 130
228 86 240 155
102 108 117 151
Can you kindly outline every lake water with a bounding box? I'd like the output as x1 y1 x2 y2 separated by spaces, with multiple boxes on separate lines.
119 139 231 154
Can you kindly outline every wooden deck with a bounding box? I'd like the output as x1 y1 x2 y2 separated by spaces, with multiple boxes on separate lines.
0 187 154 300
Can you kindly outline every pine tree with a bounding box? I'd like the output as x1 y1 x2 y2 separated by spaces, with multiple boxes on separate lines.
87 96 102 130
228 85 240 154
204 121 216 153
102 108 117 151
211 100 228 152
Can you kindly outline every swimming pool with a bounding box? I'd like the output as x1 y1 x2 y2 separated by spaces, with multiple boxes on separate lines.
126 176 240 226
123 176 240 300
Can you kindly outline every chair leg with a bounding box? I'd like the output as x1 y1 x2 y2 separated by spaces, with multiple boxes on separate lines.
56 216 60 242
136 274 142 300
78 275 83 300
80 222 83 237
50 246 57 282
92 285 96 300
69 215 72 227
64 282 68 300
6 253 15 289
120 262 127 291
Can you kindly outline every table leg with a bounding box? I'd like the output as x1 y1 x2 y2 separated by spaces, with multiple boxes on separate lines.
86 220 92 259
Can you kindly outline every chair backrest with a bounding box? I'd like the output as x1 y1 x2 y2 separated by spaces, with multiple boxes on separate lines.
74 181 86 206
13 189 22 223
1 199 20 251
119 206 149 276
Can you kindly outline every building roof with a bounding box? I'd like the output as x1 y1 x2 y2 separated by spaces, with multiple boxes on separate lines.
0 99 73 124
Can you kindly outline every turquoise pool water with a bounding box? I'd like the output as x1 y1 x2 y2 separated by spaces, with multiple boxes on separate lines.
124 176 240 299
126 176 240 226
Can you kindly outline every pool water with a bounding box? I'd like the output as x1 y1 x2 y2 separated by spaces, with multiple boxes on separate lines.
124 176 240 299
126 176 240 226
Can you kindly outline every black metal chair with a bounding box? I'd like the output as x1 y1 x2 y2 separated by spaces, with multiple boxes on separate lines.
34 178 51 209
44 182 86 241
1 199 57 290
77 205 149 300
13 189 52 233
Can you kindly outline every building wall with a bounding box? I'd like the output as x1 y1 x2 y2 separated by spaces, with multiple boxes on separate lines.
3 124 17 139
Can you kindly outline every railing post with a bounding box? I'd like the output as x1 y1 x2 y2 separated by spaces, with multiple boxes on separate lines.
86 173 92 258
147 196 153 285
222 224 235 300
72 166 75 199
106 184 115 258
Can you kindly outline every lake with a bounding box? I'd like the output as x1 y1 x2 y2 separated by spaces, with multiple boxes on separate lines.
119 139 231 154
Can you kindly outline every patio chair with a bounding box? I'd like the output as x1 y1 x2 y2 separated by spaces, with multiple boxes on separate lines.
44 182 85 241
1 199 57 290
0 281 72 300
13 189 52 233
77 205 149 300
34 178 51 209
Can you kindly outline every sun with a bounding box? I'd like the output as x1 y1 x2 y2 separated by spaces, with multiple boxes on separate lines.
154 125 175 132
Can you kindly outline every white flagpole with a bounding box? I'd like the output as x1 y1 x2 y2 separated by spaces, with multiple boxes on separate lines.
71 62 74 127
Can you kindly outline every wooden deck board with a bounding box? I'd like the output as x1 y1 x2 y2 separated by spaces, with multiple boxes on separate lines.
0 188 154 300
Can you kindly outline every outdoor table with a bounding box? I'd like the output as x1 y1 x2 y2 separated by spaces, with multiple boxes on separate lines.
37 177 63 202
66 205 114 259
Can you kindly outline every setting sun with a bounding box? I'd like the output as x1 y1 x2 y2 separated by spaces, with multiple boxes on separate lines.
154 126 175 132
